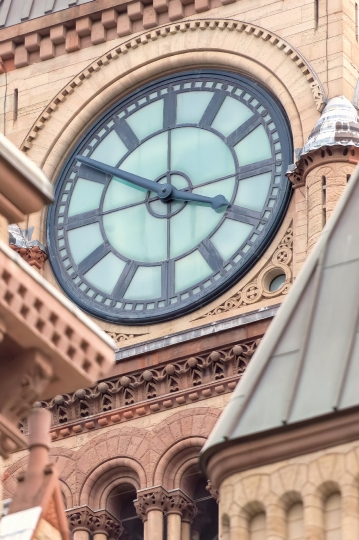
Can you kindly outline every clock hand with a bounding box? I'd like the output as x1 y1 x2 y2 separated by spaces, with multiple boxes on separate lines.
169 187 229 210
76 156 229 210
76 155 171 198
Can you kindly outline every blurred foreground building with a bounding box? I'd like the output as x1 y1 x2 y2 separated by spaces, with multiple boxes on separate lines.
0 133 114 537
0 1 359 539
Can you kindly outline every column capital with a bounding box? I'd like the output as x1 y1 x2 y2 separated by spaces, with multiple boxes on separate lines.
166 489 197 523
134 486 168 522
206 481 219 503
67 506 123 538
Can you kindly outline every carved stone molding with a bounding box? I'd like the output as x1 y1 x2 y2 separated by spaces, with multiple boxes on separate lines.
134 487 168 521
105 331 149 347
167 489 197 522
9 245 48 270
197 225 293 319
21 19 325 153
67 506 123 538
21 335 262 440
8 225 48 270
206 481 219 503
286 145 359 188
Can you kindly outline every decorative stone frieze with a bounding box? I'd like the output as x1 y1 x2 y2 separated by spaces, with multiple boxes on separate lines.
105 331 149 346
287 145 359 189
19 336 261 439
67 506 123 538
134 486 168 521
198 225 293 319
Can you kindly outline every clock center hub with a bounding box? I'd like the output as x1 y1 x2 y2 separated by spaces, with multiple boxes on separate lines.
146 172 192 219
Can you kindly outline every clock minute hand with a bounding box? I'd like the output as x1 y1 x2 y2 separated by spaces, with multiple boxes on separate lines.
76 155 229 210
76 155 170 198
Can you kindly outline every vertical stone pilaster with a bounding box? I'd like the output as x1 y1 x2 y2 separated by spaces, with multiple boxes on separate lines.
303 493 324 540
341 483 359 540
266 503 286 540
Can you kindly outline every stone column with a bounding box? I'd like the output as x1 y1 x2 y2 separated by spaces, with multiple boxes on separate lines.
67 506 123 540
266 503 286 540
166 489 197 540
342 482 359 540
135 486 168 540
67 507 92 540
303 492 323 540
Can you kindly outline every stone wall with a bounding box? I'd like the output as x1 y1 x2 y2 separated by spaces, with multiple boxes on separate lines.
218 439 359 540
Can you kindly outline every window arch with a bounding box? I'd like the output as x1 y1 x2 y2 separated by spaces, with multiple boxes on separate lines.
287 501 304 540
324 492 341 540
249 512 266 540
107 482 143 540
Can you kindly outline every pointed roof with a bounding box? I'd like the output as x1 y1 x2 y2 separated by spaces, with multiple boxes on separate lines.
201 162 359 465
299 95 359 158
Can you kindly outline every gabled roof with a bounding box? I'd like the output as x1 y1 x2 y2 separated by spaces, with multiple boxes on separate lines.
202 162 359 461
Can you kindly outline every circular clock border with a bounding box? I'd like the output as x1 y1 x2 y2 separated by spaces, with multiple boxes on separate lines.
47 70 293 325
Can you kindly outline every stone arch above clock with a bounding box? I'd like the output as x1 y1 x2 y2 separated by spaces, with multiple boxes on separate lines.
22 18 324 176
21 18 322 333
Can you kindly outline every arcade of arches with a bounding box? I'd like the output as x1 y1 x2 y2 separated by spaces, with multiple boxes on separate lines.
4 406 222 540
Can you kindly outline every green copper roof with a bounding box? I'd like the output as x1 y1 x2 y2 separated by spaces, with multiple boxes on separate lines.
201 162 359 468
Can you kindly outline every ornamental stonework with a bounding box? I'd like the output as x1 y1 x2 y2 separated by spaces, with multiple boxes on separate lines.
19 336 261 440
198 224 293 319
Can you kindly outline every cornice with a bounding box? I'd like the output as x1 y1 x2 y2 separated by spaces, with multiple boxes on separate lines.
21 18 325 153
19 331 268 442
203 406 359 489
287 145 359 188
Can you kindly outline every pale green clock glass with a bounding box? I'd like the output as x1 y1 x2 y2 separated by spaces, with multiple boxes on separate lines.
49 71 291 323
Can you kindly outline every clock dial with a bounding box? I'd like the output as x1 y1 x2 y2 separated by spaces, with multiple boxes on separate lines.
48 71 292 323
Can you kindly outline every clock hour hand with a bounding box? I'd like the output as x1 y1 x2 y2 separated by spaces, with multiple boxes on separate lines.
76 155 229 211
170 188 229 210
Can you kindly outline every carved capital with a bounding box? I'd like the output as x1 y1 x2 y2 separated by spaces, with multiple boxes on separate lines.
134 486 168 521
206 481 219 503
9 245 48 270
167 489 197 522
67 506 123 538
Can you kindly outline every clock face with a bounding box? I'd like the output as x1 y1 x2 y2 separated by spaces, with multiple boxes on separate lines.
48 71 292 324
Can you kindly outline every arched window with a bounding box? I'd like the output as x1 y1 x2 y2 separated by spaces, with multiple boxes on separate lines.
324 492 341 540
191 478 218 540
249 512 266 540
107 482 143 540
287 502 304 540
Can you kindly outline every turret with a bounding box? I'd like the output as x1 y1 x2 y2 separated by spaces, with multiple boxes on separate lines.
287 96 359 274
